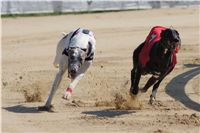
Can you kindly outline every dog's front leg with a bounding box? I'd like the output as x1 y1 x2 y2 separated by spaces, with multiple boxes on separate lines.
63 73 84 100
63 61 92 100
38 55 68 112
38 69 65 112
45 70 65 107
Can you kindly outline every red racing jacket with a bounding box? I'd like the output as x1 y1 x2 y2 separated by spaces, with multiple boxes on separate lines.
139 26 178 71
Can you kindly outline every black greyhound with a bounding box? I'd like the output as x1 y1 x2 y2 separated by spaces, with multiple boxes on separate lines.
130 26 181 104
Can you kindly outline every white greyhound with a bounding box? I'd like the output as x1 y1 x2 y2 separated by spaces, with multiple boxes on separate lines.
38 28 96 111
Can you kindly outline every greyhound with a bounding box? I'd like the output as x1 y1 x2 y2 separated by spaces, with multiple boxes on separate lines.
38 28 96 111
130 26 181 104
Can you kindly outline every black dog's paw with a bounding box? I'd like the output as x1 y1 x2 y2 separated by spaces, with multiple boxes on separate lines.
37 105 54 112
130 87 139 95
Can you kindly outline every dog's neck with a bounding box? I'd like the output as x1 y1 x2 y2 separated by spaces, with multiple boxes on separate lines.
158 42 171 58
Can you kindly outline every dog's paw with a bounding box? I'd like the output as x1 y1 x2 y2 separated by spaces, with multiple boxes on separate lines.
37 105 54 112
129 91 137 100
63 92 71 100
63 88 72 100
149 95 156 105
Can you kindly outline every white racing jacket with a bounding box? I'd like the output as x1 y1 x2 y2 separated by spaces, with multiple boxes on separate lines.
54 28 96 67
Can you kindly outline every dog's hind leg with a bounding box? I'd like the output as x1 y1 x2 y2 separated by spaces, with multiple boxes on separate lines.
141 76 157 93
149 67 174 104
149 78 162 105
53 35 69 68
149 75 166 104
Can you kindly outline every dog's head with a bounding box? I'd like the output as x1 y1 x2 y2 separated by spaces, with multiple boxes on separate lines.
67 47 87 79
160 28 181 52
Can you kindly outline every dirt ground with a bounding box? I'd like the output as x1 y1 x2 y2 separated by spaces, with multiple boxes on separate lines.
2 7 200 133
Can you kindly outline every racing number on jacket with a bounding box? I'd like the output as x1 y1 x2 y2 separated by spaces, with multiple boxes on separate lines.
149 33 157 43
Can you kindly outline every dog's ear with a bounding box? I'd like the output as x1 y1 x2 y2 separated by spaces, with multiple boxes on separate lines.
87 42 92 56
172 30 181 43
82 29 90 34
62 48 69 56
161 29 170 40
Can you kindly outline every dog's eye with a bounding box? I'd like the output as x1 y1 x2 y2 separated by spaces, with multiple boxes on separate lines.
81 48 87 52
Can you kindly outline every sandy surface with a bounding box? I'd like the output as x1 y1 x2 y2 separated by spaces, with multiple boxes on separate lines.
2 7 200 133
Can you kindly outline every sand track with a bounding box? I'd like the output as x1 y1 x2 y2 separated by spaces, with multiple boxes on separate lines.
2 7 200 133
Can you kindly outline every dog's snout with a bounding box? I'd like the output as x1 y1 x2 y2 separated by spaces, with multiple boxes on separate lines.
68 66 78 79
69 64 79 74
70 68 77 74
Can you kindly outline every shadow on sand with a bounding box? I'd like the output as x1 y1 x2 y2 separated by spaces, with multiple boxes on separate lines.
82 109 135 118
3 105 41 113
165 64 200 112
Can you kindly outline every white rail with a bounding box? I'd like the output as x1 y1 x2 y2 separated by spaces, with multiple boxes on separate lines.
1 0 199 15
